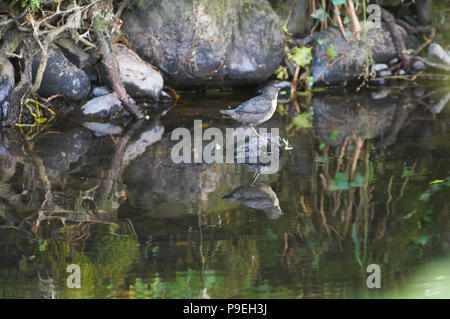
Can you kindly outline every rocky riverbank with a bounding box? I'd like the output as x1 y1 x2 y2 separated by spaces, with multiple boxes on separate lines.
0 0 448 124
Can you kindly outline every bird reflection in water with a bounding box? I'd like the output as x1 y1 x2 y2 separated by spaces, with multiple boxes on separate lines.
222 184 282 220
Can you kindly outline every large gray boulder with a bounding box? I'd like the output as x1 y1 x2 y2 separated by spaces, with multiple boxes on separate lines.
112 44 164 101
270 0 310 37
311 22 419 84
122 0 286 88
32 45 91 101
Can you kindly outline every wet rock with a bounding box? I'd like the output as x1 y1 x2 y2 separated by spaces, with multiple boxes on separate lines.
397 69 406 76
82 121 123 136
372 64 389 73
311 22 418 83
428 43 450 66
389 58 399 66
55 37 98 69
159 90 173 103
81 93 121 117
271 0 310 37
0 60 14 118
112 44 164 101
91 86 111 97
55 37 99 82
378 69 392 77
412 60 426 71
122 0 285 88
32 45 91 101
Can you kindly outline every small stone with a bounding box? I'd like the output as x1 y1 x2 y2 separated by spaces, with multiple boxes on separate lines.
371 90 390 100
371 64 388 73
428 43 450 66
388 58 399 66
81 93 121 116
412 60 426 70
159 90 173 103
378 70 392 77
396 69 406 76
91 86 111 97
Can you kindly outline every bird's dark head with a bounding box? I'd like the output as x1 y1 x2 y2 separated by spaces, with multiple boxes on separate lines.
262 86 280 99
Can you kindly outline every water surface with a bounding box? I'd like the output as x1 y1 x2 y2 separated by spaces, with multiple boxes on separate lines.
0 84 449 299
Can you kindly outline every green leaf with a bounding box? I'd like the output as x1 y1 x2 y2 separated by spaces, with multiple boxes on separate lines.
326 44 338 57
429 180 444 184
331 0 346 5
287 46 313 68
329 172 350 191
319 143 325 150
39 240 47 252
311 9 328 22
317 38 323 45
329 130 340 142
343 16 350 24
401 166 415 178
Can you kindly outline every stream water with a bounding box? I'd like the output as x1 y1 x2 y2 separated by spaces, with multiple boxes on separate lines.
0 80 449 299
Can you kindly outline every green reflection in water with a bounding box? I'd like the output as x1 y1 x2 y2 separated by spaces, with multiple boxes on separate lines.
0 82 449 299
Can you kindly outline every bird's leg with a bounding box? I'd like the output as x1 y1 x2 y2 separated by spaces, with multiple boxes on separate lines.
251 171 260 185
250 125 260 137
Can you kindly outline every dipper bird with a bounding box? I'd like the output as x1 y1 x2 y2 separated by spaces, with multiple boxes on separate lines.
220 86 281 128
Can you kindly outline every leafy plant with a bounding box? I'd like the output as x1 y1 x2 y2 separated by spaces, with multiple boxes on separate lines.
287 46 313 68
274 65 289 80
21 0 40 11
311 8 328 22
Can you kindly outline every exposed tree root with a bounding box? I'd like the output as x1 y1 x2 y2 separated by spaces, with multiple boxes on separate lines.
382 10 410 70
